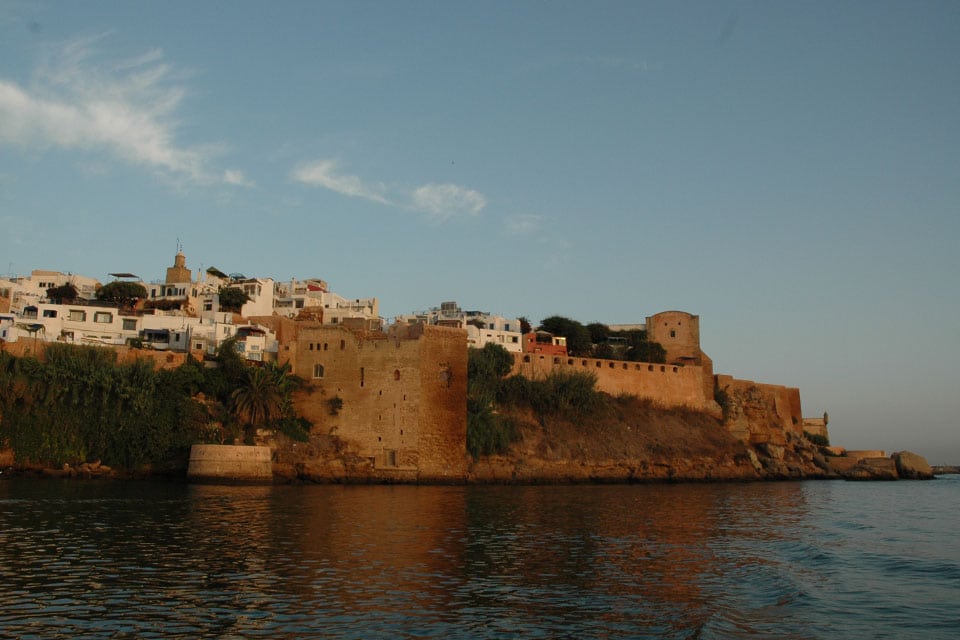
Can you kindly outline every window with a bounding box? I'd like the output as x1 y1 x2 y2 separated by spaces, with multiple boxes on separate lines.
313 364 325 378
309 343 314 351
360 367 365 387
394 369 401 381
42 309 57 318
340 339 345 350
122 319 137 330
523 355 530 363
94 312 113 324
670 330 676 338
195 343 203 350
68 310 86 322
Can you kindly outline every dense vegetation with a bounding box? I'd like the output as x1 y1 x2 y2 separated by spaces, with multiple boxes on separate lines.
466 343 606 458
218 287 249 312
45 283 79 303
0 342 308 471
96 281 148 307
536 316 666 363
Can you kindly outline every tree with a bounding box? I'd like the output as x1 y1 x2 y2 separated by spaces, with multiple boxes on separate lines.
230 367 282 428
97 281 147 307
218 286 249 313
586 322 609 345
518 316 532 335
626 341 666 364
593 343 615 360
46 283 78 303
538 315 592 356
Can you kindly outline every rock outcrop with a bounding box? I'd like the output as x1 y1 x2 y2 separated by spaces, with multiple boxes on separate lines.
892 450 934 480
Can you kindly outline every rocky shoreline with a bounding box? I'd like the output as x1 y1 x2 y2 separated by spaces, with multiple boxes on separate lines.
1 406 938 484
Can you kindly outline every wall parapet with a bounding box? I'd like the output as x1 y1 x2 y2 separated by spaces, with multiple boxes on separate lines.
510 353 717 413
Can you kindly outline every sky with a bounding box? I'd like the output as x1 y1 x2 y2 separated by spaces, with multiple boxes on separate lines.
1 1 958 463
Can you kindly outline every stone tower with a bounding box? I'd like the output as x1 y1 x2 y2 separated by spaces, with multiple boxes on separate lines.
165 250 192 284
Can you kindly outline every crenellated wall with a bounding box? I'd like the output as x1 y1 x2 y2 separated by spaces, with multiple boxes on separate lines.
510 352 721 415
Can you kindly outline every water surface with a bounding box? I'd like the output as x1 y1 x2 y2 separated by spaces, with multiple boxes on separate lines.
1 477 957 638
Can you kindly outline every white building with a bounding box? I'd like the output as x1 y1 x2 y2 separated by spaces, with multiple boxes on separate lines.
396 301 523 352
0 270 101 309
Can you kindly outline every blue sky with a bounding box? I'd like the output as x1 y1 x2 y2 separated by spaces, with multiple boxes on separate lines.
1 1 958 463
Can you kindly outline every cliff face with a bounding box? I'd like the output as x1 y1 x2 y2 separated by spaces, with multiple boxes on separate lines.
466 398 831 483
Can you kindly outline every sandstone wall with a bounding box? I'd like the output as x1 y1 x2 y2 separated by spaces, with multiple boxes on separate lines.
187 444 272 483
510 353 719 414
289 325 468 482
646 311 702 365
0 340 186 369
714 375 804 445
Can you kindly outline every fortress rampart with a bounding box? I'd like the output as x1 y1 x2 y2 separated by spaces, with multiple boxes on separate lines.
714 374 802 445
284 323 468 482
511 353 721 415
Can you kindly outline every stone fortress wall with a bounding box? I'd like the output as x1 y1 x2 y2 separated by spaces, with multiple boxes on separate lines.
512 310 722 416
512 354 717 414
252 318 469 482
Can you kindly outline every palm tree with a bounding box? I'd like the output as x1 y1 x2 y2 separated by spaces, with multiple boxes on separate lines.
230 367 282 427
265 360 304 419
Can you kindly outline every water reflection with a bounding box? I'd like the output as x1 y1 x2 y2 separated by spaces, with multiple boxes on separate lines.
7 478 952 638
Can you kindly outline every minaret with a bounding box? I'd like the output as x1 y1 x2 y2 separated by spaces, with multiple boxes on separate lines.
165 247 192 284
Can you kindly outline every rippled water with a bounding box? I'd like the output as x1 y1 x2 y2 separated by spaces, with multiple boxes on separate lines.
1 477 958 639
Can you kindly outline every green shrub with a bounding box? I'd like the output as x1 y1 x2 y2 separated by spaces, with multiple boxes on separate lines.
804 431 830 447
327 395 344 416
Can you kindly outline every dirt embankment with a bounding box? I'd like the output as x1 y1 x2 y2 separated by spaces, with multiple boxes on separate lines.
467 397 835 483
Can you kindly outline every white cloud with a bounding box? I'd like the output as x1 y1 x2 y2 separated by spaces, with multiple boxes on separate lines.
504 213 545 235
292 160 390 205
293 160 487 221
0 38 241 186
411 183 486 220
223 169 254 187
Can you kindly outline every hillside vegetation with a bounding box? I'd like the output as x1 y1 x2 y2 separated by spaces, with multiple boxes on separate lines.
0 342 308 472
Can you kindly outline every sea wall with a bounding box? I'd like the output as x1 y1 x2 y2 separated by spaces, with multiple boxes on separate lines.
186 444 273 483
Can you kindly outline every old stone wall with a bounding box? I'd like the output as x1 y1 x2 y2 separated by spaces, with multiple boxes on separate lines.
714 374 804 445
0 339 186 369
510 353 720 414
647 311 702 365
187 444 272 483
288 324 468 482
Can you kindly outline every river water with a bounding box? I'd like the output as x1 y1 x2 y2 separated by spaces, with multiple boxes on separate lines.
1 476 958 639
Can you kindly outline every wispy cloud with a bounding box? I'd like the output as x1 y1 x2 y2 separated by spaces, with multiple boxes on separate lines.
292 160 391 205
504 213 545 235
411 183 486 220
0 37 244 186
293 159 487 221
223 169 254 187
